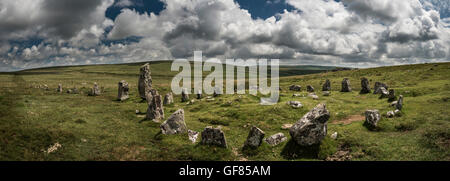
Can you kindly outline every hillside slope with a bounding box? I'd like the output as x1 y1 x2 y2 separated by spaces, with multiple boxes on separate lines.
0 62 448 161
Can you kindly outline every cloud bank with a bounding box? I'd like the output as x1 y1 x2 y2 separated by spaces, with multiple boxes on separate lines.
0 0 449 71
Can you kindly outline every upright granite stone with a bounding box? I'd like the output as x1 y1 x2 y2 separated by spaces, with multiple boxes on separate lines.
196 90 202 99
341 78 352 92
160 109 187 135
146 89 158 105
163 92 174 105
244 126 265 148
146 93 164 122
360 77 371 94
201 126 228 148
289 103 330 146
322 79 331 91
89 82 101 96
306 85 315 92
396 95 403 110
373 82 388 94
365 110 380 127
138 63 152 100
117 80 129 101
387 89 396 102
264 133 287 146
289 85 302 91
57 84 63 93
181 88 189 102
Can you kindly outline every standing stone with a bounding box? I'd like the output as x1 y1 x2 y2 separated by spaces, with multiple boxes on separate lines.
163 92 174 105
289 85 302 91
373 82 388 94
57 84 63 93
90 82 101 96
322 79 331 91
160 109 186 135
244 126 265 148
138 63 152 100
387 89 396 102
196 90 202 99
201 126 228 148
360 77 371 94
365 110 381 127
387 111 395 118
188 130 199 143
146 93 164 122
264 133 287 146
396 95 403 110
181 88 189 102
289 103 330 146
145 89 158 105
378 87 389 99
341 78 352 92
117 80 129 101
307 85 315 92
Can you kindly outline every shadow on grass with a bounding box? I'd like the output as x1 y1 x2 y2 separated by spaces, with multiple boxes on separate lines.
280 139 321 159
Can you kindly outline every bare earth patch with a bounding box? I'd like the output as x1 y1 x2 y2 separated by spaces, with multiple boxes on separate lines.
332 115 365 125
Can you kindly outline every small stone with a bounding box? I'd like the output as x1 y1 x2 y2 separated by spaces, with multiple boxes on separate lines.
322 79 331 91
188 130 199 143
387 89 396 101
396 95 403 110
160 109 187 135
387 111 395 118
306 85 315 92
264 133 287 146
390 101 398 107
57 84 63 93
244 126 265 148
289 85 302 91
282 124 293 130
330 132 338 139
181 88 189 102
196 90 202 99
287 101 303 108
374 82 388 94
163 92 174 105
323 91 330 96
309 93 319 100
89 82 101 96
135 110 140 114
292 94 302 97
378 87 389 99
394 109 400 115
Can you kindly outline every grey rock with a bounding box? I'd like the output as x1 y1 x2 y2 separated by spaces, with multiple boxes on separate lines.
163 92 174 105
396 95 403 110
89 82 101 96
373 82 388 94
188 130 199 143
181 88 189 102
378 87 389 99
360 77 371 94
160 109 186 134
146 89 158 105
394 109 400 115
330 132 338 139
117 80 129 101
365 110 381 127
289 103 330 146
309 93 319 100
201 126 228 148
196 90 202 99
282 124 293 130
341 78 352 92
306 85 315 92
264 133 287 146
146 93 164 122
138 63 152 100
244 126 265 148
57 84 63 93
387 111 395 118
322 79 331 91
388 89 396 102
390 101 398 107
289 85 302 91
287 101 303 108
323 91 330 96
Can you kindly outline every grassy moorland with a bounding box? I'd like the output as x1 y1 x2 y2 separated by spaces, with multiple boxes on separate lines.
0 61 448 161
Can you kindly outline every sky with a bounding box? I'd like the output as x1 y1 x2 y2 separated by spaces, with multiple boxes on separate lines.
0 0 449 71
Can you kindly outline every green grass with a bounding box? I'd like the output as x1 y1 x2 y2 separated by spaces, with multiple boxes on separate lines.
0 61 449 161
